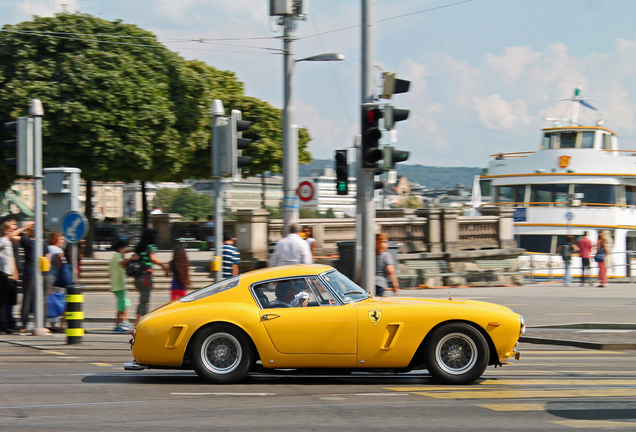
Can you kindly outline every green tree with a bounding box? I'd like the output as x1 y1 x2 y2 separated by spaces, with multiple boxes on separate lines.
171 188 213 220
323 208 337 218
151 188 180 213
299 207 319 219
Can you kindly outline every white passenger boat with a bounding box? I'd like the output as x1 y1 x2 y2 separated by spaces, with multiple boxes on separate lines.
481 87 635 280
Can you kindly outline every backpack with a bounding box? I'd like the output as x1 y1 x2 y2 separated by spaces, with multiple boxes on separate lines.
125 259 144 277
560 243 572 262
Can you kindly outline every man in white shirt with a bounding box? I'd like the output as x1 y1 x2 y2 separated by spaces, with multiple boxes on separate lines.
270 224 312 267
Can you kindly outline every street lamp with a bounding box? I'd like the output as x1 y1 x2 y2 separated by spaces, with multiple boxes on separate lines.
281 17 344 233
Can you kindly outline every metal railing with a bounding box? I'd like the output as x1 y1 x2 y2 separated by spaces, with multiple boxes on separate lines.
519 251 634 283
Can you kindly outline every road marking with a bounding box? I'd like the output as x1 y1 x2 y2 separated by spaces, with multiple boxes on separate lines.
321 397 347 400
577 329 634 333
521 357 634 360
480 379 636 386
519 350 625 355
477 403 545 411
353 393 409 396
551 420 636 428
56 356 78 359
92 363 112 367
545 313 595 315
46 351 66 355
171 393 276 396
412 388 636 399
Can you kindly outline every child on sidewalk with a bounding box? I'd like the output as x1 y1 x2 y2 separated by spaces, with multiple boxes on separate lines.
170 245 190 301
110 241 132 332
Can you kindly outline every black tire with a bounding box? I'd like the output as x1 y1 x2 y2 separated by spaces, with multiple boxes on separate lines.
423 323 489 385
190 324 253 384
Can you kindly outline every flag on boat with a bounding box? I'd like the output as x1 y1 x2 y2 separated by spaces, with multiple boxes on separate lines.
579 99 597 111
469 175 482 216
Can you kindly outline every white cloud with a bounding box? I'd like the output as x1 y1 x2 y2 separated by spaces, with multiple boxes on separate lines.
486 46 541 86
473 94 532 130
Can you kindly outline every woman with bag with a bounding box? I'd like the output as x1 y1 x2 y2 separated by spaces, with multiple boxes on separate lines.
123 229 169 326
595 231 608 288
46 231 67 332
0 222 18 334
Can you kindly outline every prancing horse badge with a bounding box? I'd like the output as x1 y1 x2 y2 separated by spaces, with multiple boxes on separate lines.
368 310 382 326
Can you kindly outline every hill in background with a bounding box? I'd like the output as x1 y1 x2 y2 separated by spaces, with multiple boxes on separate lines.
299 159 482 190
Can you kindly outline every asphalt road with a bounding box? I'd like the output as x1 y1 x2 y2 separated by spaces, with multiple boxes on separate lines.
2 342 636 431
2 281 636 430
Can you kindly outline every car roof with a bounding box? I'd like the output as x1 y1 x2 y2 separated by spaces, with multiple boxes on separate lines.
239 264 334 283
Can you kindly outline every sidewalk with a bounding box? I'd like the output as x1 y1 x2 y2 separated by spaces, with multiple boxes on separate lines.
2 281 636 351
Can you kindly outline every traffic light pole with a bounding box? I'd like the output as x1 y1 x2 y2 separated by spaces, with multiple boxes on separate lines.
211 100 225 282
282 14 299 235
359 0 376 295
30 100 46 335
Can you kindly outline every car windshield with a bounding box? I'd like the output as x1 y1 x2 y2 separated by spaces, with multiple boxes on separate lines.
320 270 370 304
179 277 240 302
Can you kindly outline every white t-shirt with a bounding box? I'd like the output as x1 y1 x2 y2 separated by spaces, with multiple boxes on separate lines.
270 233 312 267
0 236 15 275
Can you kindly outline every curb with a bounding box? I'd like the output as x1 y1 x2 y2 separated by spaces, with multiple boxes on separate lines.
520 336 636 351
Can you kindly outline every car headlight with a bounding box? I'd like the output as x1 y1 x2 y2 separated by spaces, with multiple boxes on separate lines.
519 314 526 337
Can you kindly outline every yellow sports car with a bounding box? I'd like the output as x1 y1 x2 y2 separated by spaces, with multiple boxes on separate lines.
125 265 524 385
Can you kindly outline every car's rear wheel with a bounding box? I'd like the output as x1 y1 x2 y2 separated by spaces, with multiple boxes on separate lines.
190 324 253 384
424 323 489 385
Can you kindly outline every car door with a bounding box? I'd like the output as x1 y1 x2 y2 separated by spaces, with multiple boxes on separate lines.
254 277 357 354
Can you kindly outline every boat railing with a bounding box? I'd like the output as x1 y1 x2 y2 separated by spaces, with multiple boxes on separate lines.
489 151 534 159
483 202 634 208
519 251 635 283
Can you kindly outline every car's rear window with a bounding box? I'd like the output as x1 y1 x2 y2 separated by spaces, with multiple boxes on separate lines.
179 277 240 302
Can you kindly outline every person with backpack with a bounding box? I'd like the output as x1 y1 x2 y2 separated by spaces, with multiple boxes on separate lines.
557 235 578 287
122 229 169 326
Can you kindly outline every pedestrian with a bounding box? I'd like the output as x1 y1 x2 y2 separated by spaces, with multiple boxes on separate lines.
118 220 131 243
123 229 169 325
557 235 578 287
170 245 190 301
270 224 312 267
595 231 608 287
222 232 240 278
2 215 28 332
576 231 592 286
0 222 18 334
375 233 400 297
302 226 316 261
204 215 215 251
18 222 41 334
149 207 162 215
110 240 132 332
602 230 613 277
45 231 66 332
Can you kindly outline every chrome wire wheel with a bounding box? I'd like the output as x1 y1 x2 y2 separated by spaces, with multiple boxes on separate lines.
434 332 478 375
200 332 243 374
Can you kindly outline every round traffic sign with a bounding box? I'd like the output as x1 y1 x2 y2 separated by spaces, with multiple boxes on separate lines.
60 211 88 244
297 181 315 202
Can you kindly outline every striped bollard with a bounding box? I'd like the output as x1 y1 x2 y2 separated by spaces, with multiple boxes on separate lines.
65 284 84 344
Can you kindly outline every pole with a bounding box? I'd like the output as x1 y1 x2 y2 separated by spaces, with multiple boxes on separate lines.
211 100 225 282
360 0 376 295
29 100 47 335
282 15 299 235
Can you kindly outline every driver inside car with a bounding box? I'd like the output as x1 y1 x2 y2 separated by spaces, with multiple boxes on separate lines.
270 282 296 308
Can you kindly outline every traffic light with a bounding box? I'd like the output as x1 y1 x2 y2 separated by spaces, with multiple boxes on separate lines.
335 149 348 195
383 145 410 170
361 104 383 169
3 117 33 176
221 109 253 177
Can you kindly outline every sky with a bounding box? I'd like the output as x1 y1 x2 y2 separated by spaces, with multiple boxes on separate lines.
2 0 636 169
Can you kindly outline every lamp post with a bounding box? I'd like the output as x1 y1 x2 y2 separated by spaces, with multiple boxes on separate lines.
281 13 344 233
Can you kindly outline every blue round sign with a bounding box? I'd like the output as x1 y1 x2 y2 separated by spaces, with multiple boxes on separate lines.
61 211 88 244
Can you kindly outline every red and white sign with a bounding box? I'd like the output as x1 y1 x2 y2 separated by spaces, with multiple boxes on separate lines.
297 181 315 202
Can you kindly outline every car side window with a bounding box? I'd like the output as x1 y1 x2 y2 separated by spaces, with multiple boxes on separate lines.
307 277 337 306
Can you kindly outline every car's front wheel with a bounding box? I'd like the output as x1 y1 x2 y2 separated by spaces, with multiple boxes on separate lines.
424 323 489 385
190 324 253 384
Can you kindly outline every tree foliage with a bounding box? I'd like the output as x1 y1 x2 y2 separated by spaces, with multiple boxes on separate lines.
0 12 313 191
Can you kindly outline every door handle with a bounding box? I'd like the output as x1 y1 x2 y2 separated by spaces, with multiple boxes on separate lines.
261 314 280 321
